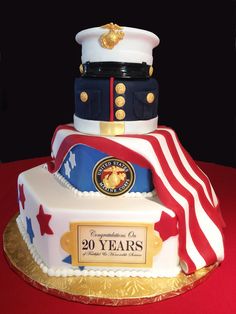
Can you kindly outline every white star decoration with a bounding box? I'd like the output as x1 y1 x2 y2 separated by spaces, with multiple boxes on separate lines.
69 151 76 169
64 160 71 178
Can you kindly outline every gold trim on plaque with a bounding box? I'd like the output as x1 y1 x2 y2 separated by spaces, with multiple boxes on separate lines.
60 231 74 255
99 121 125 135
61 222 162 268
99 23 124 49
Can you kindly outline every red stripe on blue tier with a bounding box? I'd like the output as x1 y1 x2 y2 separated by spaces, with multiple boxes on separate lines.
109 77 114 121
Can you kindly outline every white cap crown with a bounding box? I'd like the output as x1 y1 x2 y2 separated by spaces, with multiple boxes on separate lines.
76 23 160 65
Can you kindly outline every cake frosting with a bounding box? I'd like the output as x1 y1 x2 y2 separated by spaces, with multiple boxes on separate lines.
17 23 224 279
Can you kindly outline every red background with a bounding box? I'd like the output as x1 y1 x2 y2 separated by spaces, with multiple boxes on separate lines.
1 157 236 314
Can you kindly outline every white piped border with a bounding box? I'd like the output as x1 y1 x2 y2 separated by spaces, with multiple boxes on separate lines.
16 215 179 278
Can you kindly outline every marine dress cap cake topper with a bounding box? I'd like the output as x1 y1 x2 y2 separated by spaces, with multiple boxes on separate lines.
74 23 160 136
76 23 160 65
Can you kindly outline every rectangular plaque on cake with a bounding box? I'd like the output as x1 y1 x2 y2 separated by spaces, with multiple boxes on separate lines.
61 222 162 268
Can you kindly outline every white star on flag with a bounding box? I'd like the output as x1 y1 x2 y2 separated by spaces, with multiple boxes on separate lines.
64 160 71 178
69 151 76 169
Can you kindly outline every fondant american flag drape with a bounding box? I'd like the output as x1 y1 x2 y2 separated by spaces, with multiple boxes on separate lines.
48 124 224 274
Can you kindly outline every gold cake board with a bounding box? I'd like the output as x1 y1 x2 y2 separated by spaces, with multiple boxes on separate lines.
3 214 218 306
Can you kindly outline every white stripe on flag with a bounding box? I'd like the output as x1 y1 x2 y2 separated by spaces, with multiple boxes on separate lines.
149 133 224 262
52 128 79 157
158 127 217 207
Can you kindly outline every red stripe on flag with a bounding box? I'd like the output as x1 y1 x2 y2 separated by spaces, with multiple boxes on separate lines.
109 77 114 121
155 128 224 231
51 124 75 149
154 128 216 207
129 133 218 271
48 133 150 174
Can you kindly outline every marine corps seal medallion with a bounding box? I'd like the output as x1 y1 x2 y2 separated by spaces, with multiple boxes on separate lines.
93 157 135 196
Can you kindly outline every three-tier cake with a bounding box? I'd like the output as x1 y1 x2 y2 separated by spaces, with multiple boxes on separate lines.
15 24 224 300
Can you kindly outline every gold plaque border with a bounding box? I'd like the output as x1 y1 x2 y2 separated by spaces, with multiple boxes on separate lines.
60 221 162 268
3 214 219 306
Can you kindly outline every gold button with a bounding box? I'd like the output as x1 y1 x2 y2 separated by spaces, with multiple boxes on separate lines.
115 83 126 94
115 96 125 107
146 92 155 104
115 109 126 120
79 64 84 74
149 66 154 77
80 91 88 102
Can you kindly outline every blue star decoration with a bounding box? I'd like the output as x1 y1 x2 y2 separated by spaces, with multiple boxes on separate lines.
26 216 35 243
62 255 72 264
62 255 85 271
79 266 85 271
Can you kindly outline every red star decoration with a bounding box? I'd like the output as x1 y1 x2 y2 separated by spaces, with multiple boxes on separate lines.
36 205 54 236
19 184 26 209
154 211 178 241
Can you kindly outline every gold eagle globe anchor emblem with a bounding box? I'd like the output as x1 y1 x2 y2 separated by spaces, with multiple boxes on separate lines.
99 23 124 49
93 157 135 196
102 166 126 189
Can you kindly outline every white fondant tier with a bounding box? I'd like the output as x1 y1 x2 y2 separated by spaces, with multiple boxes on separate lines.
73 115 159 136
17 164 181 278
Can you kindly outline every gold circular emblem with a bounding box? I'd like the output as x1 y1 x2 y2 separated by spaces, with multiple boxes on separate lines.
115 109 126 120
149 66 154 77
79 64 84 74
115 83 126 94
80 91 88 103
115 96 125 107
146 92 155 104
93 157 135 196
